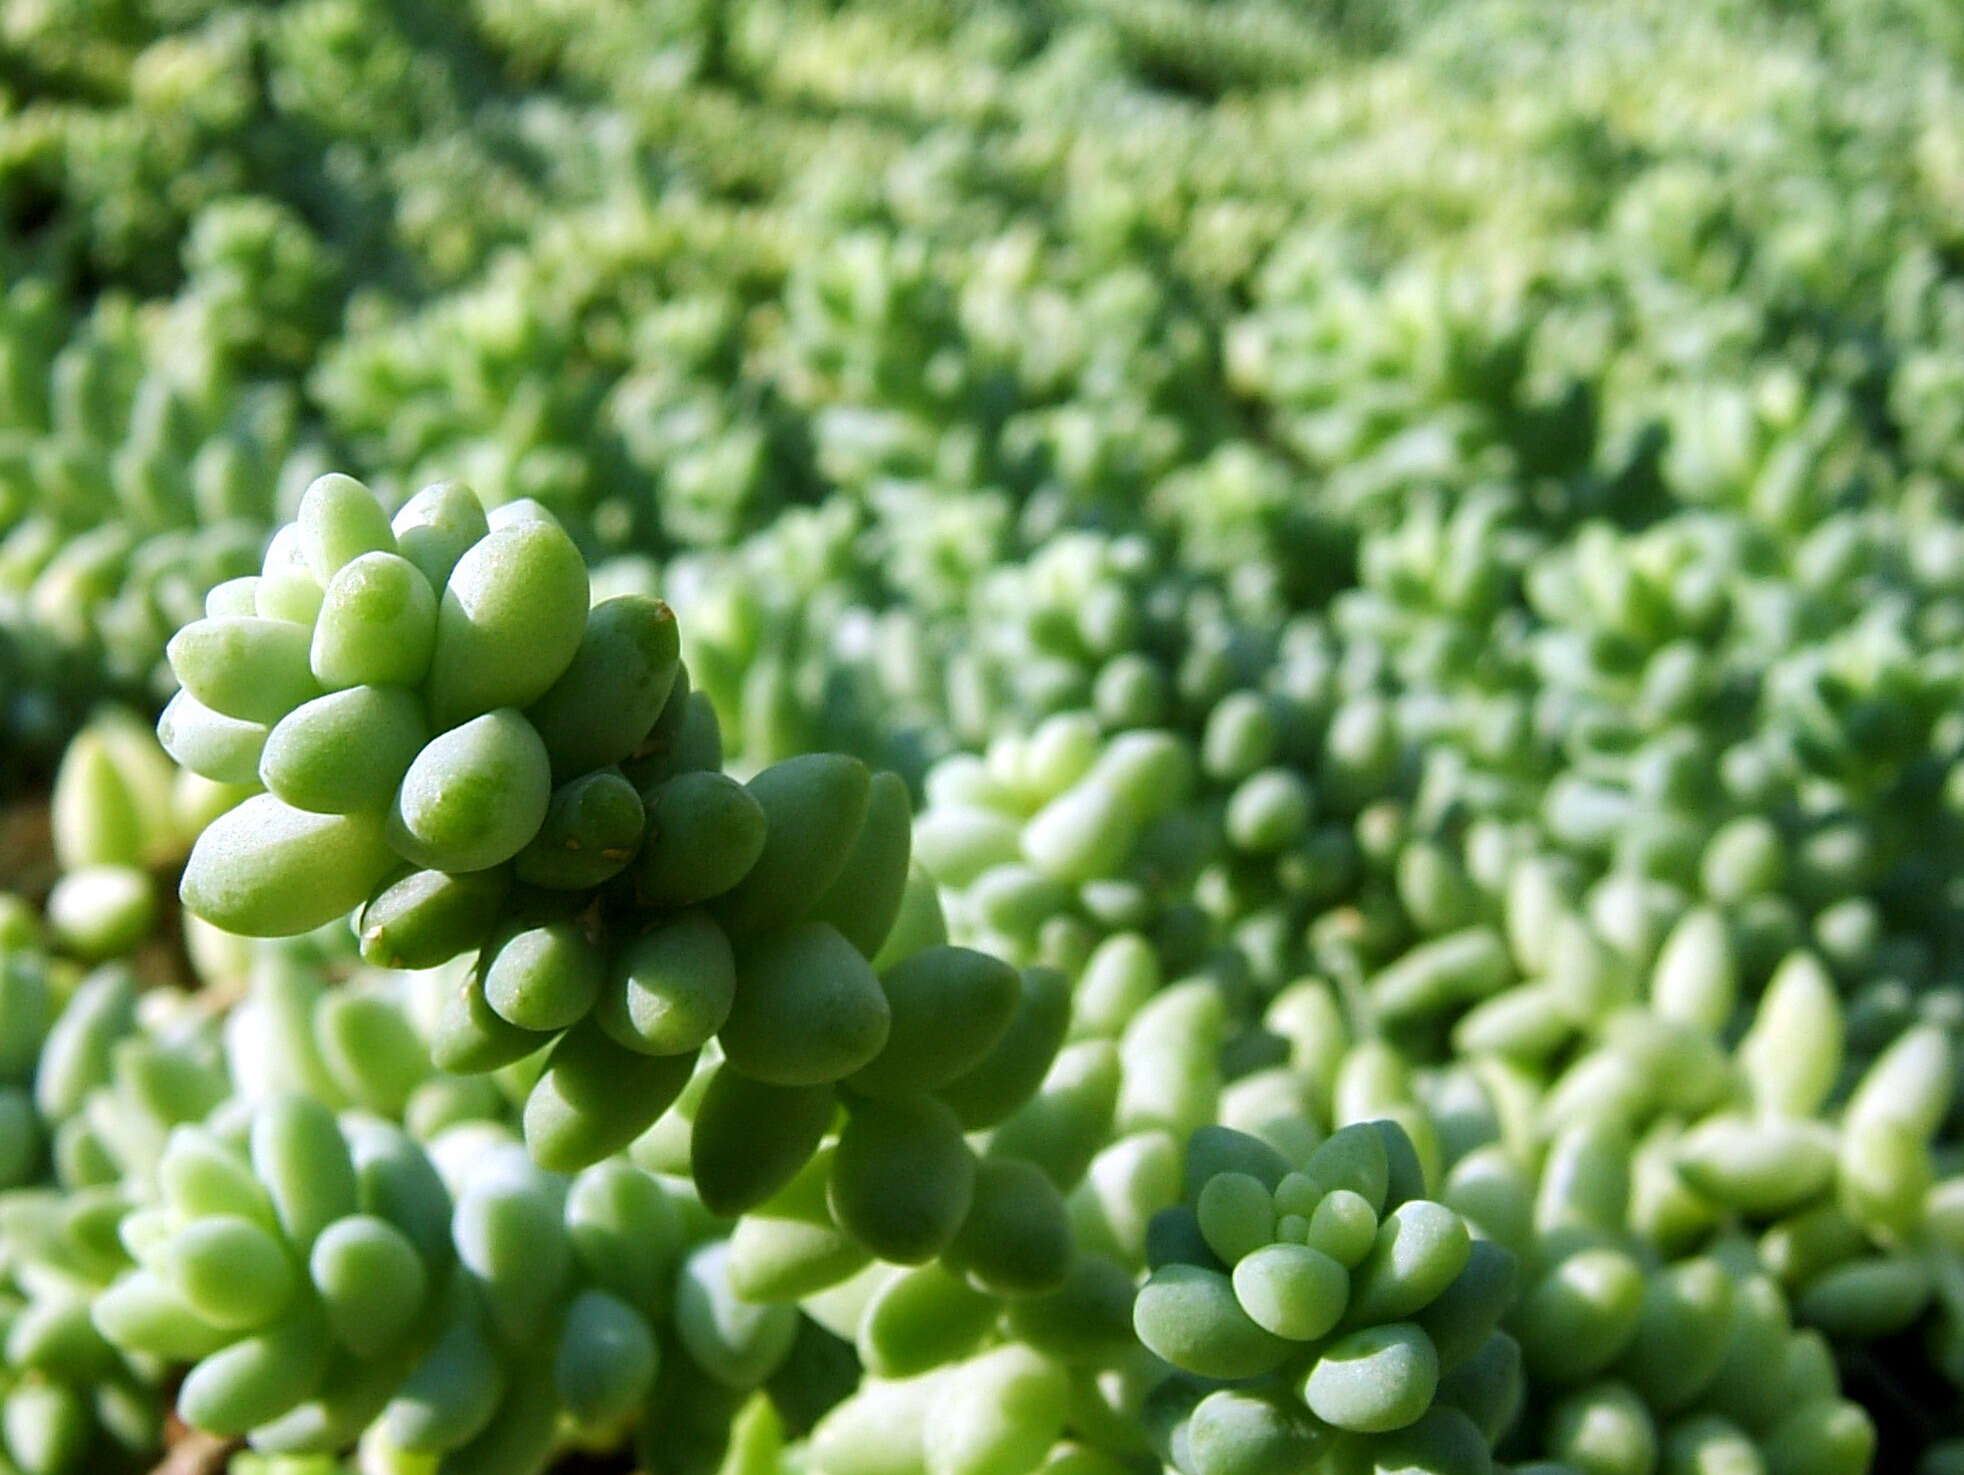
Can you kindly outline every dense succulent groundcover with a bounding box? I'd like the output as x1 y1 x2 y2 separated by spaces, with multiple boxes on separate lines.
0 466 1945 1475
7 0 1964 1473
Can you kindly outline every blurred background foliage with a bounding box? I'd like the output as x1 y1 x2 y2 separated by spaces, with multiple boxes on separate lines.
2 0 1963 776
